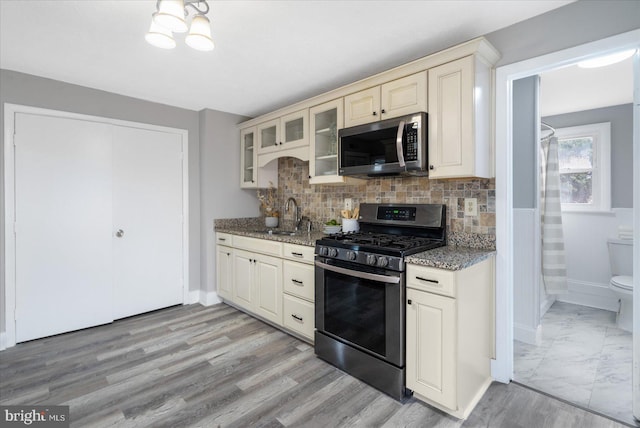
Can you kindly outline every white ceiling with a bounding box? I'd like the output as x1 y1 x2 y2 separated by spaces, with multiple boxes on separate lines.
1 0 574 117
540 56 635 117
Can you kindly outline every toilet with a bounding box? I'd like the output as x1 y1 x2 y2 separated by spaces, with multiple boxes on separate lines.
607 238 634 332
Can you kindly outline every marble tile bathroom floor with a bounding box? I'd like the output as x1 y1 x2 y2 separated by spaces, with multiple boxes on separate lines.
514 301 637 426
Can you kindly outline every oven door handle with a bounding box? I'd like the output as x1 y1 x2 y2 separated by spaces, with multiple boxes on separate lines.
396 120 406 168
315 261 401 284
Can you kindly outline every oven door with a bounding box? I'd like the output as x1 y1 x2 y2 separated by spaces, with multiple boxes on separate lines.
315 257 405 367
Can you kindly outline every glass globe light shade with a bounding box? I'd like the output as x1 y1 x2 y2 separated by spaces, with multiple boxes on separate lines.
185 14 214 51
153 0 188 33
145 20 176 49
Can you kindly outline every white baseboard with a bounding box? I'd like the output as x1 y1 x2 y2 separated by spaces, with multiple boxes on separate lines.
188 290 200 304
540 293 555 317
514 322 542 346
199 290 222 306
555 279 618 312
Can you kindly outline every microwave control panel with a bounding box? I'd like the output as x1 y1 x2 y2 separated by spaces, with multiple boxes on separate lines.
405 125 419 161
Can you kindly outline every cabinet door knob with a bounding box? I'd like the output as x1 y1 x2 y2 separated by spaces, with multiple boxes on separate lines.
115 229 124 238
308 175 311 179
372 111 377 116
279 142 283 145
429 165 434 170
274 142 278 146
381 109 386 114
408 299 412 305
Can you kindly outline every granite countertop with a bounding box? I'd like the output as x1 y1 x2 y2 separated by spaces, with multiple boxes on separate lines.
405 246 496 271
215 217 495 270
215 226 324 247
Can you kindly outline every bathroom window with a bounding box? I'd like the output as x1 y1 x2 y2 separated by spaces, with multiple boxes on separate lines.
555 122 611 212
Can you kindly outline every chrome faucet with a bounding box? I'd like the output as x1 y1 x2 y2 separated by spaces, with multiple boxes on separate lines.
285 197 302 230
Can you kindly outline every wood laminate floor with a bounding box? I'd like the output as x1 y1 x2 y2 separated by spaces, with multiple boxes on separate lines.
0 303 630 427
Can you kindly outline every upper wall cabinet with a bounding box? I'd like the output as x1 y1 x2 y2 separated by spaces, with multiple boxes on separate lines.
427 55 491 179
309 99 364 185
257 109 310 167
344 72 427 128
240 126 277 189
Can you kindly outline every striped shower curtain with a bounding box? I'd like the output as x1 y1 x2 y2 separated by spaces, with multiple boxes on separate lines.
540 136 568 294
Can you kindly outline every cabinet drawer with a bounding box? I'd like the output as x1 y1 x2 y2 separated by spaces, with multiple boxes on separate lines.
407 264 456 298
216 232 233 246
283 261 314 301
233 235 283 257
283 243 314 264
283 294 315 340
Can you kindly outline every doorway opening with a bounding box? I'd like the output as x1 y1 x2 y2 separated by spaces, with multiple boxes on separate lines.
494 29 640 423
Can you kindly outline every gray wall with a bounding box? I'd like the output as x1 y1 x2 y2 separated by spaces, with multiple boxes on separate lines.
543 104 634 208
199 109 259 294
513 76 539 209
0 70 202 336
485 1 640 67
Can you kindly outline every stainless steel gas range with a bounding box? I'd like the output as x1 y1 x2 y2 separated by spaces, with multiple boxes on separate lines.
314 203 446 401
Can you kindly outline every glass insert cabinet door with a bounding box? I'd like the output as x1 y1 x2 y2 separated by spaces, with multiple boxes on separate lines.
258 119 279 152
240 127 256 187
310 99 343 180
280 109 308 149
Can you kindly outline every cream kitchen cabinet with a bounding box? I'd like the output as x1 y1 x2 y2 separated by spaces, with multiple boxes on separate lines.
231 235 283 325
406 257 494 419
281 243 315 340
215 234 234 301
215 233 316 342
427 55 492 178
240 126 277 189
309 99 365 185
232 248 283 326
257 109 310 168
344 72 427 128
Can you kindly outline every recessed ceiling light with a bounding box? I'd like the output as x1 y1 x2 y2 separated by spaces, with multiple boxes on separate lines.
577 49 636 69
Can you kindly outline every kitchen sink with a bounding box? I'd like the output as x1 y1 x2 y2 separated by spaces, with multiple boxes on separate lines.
251 229 299 236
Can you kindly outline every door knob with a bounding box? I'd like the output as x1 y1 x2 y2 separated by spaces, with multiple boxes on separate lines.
115 229 124 238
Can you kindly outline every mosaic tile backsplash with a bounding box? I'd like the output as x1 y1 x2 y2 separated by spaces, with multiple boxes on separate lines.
272 157 496 238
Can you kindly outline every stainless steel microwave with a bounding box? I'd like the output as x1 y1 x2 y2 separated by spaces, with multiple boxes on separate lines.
338 112 428 178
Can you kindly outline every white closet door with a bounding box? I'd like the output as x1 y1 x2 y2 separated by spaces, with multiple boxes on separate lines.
111 126 183 319
14 113 114 342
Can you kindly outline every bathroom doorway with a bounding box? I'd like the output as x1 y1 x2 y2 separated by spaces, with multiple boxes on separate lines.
512 53 635 425
493 29 640 425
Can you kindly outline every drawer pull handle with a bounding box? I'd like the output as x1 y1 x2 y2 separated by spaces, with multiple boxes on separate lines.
291 252 304 257
416 276 439 284
291 279 304 285
218 238 226 241
291 314 303 322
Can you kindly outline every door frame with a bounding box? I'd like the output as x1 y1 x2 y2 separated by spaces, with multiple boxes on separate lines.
2 103 190 349
493 29 640 414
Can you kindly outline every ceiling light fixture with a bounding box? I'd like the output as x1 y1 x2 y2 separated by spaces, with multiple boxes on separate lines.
577 49 636 69
146 0 214 52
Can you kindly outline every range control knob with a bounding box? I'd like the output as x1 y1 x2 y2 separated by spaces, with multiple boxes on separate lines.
366 254 377 266
318 246 328 256
346 251 357 261
377 257 389 268
328 248 339 257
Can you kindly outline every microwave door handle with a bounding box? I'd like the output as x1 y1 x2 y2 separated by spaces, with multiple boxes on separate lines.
396 120 406 168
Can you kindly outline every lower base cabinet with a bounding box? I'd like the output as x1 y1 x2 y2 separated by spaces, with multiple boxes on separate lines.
406 257 495 419
282 294 315 339
233 249 283 326
215 233 315 342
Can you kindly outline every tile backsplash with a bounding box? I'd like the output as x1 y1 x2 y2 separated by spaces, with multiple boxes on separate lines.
273 157 496 237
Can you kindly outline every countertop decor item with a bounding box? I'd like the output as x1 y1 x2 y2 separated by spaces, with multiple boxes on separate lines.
256 182 279 220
